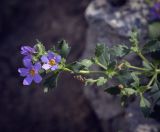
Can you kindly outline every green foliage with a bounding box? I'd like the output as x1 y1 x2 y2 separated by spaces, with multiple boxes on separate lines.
150 82 160 105
32 41 46 62
121 88 137 96
79 59 93 69
140 94 151 117
130 30 139 52
130 72 140 87
43 71 60 92
96 77 107 86
85 77 107 86
142 39 160 54
95 43 110 67
116 70 132 85
19 31 160 118
57 40 71 58
111 45 130 57
149 22 160 38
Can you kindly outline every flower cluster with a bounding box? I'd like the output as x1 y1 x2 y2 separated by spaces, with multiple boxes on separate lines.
18 45 61 85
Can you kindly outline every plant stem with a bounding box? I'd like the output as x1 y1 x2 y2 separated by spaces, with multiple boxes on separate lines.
63 67 74 73
137 52 154 68
156 69 160 73
78 70 105 74
63 67 105 75
147 73 157 88
96 62 108 70
125 64 148 71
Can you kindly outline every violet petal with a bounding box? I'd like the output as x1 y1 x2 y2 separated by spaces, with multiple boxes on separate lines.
34 62 41 71
23 75 33 85
23 58 32 68
51 65 58 71
55 55 61 63
41 55 49 63
33 74 42 83
18 68 29 77
48 52 55 60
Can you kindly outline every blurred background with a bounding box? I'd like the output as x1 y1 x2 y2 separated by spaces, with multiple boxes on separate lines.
0 0 160 132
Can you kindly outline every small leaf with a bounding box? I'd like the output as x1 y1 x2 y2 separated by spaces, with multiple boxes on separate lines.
85 77 107 86
34 41 46 56
116 70 132 85
142 61 152 70
43 72 60 92
32 41 46 62
105 86 121 95
140 95 151 117
96 77 107 86
95 43 110 67
130 72 139 87
149 82 160 104
149 22 160 38
137 86 148 93
121 88 137 96
79 59 93 69
142 39 160 54
57 40 71 58
95 43 104 57
129 30 139 52
70 62 86 73
111 45 130 57
85 78 97 86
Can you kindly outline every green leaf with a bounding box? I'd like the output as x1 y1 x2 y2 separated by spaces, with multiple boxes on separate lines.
116 70 132 85
149 22 160 38
79 59 93 69
57 40 71 58
142 61 152 70
150 82 160 104
105 86 121 95
43 72 60 92
106 61 117 78
95 43 104 57
111 45 130 57
130 72 139 87
32 41 46 62
142 39 160 54
85 78 97 86
35 41 46 55
85 77 107 86
96 77 107 86
121 88 137 96
137 86 148 93
70 62 87 73
95 43 110 67
129 31 139 52
140 95 151 117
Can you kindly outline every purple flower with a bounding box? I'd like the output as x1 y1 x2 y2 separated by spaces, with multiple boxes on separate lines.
41 52 61 71
18 59 42 85
150 2 160 21
21 46 36 56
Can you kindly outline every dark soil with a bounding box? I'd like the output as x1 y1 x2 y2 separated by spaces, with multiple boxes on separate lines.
0 0 103 132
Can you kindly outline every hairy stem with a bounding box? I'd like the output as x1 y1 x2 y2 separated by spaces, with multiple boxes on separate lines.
147 73 157 88
126 64 148 71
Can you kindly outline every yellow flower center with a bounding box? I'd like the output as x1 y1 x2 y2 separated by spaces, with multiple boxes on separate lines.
49 59 56 66
29 69 36 76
